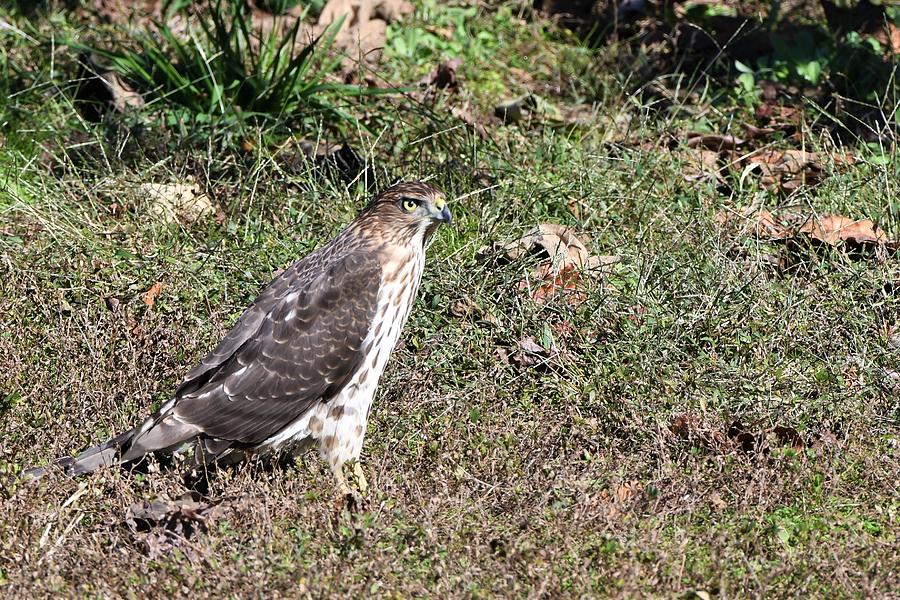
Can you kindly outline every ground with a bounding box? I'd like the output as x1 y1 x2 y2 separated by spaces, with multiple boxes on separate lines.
1 1 899 597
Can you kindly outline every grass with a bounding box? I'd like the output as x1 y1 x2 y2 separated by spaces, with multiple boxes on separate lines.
1 1 900 597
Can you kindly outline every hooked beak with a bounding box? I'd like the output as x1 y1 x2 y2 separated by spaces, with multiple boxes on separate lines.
432 197 452 224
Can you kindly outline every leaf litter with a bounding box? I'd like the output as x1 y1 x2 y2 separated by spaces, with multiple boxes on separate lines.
124 491 241 559
716 208 898 255
480 223 618 306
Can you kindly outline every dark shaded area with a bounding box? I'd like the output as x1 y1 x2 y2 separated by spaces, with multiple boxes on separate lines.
534 0 899 140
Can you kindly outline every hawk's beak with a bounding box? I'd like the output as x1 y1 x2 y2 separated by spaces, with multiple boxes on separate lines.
433 197 452 224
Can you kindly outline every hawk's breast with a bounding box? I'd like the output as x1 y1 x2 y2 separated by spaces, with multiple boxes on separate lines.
261 243 426 465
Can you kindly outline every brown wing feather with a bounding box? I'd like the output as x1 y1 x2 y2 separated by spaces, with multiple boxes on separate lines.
171 251 382 444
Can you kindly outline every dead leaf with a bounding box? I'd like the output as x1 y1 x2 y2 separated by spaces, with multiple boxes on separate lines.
125 491 230 558
141 182 215 224
420 58 462 91
143 282 162 307
798 215 891 247
682 147 721 183
614 481 643 503
741 149 854 193
317 0 413 76
772 425 804 450
510 334 569 367
449 297 478 318
481 224 617 305
526 263 586 305
450 105 487 138
485 224 609 272
686 133 744 151
715 208 791 241
709 492 727 511
668 413 728 449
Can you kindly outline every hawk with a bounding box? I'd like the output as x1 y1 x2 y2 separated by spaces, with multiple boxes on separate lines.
26 182 451 496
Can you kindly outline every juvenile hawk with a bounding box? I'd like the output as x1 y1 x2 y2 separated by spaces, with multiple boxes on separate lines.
27 182 451 494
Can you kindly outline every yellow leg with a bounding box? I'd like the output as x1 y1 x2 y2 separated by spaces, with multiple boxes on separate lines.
334 463 352 497
352 462 368 496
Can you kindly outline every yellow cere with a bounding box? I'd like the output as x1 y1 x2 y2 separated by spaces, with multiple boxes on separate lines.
434 196 446 210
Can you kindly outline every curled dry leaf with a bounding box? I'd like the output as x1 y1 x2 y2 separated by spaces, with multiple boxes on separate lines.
490 223 610 271
143 282 163 307
715 208 791 240
480 223 618 305
741 150 854 194
511 335 555 367
682 148 721 183
668 413 728 450
450 105 487 138
717 209 897 252
141 182 215 224
798 215 894 248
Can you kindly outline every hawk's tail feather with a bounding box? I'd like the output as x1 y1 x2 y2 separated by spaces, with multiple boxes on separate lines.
23 426 141 479
23 409 210 480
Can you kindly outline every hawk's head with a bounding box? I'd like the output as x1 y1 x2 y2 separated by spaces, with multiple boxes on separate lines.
360 182 451 245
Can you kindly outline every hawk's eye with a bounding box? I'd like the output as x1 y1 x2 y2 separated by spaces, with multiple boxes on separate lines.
402 199 418 212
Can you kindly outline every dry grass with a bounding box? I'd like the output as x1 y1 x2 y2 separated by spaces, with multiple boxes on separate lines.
2 1 900 598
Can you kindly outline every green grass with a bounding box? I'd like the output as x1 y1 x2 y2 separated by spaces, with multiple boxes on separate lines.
1 1 899 597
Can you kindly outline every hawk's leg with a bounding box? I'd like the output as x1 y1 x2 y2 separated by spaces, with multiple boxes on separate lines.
352 461 368 495
334 463 353 497
332 461 368 513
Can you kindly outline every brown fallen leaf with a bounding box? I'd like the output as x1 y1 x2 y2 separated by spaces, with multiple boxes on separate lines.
715 208 791 240
686 133 744 151
741 149 855 194
682 147 721 183
668 413 728 450
526 263 586 306
510 335 559 367
614 480 643 503
419 58 462 91
798 215 891 247
317 0 413 76
449 105 487 138
143 282 163 307
449 296 478 318
485 224 611 272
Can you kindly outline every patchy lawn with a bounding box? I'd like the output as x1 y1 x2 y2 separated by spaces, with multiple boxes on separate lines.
1 1 899 597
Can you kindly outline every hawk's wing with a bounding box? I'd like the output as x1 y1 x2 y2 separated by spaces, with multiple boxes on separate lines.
171 251 382 444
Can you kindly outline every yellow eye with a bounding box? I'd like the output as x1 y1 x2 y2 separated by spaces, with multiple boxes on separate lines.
402 199 418 212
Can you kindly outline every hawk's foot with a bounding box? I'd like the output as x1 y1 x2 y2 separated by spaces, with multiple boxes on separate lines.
352 462 368 496
333 463 367 514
